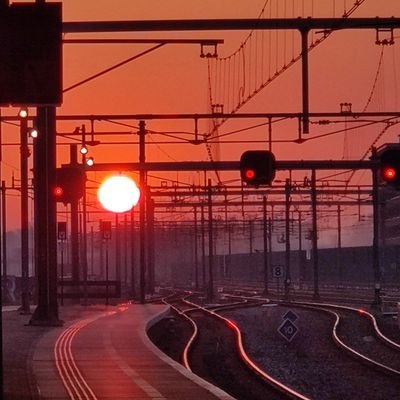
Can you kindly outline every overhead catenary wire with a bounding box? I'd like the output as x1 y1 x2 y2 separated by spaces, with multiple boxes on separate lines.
206 0 368 137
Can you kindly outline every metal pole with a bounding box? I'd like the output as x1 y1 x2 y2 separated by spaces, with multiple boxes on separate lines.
268 217 273 293
60 240 64 306
124 213 128 289
284 179 291 299
115 213 120 282
1 181 7 292
298 211 304 283
70 198 79 288
139 120 146 303
147 196 155 295
268 117 272 151
0 292 1 400
20 117 30 313
311 169 320 300
337 205 342 283
130 208 136 298
225 197 231 280
82 159 88 305
371 156 382 307
228 223 232 258
380 198 386 282
70 145 80 289
105 239 109 306
90 225 94 276
194 206 199 290
249 219 253 256
99 221 104 279
263 196 269 295
301 29 310 134
30 106 60 325
207 179 214 301
0 115 3 398
201 203 206 290
47 107 59 322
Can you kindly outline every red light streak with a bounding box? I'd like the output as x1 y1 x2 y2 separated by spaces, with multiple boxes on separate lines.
227 319 237 329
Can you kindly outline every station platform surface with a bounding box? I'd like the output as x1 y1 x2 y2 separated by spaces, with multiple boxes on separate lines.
5 302 235 399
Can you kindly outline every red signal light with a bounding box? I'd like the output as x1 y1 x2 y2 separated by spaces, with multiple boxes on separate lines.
55 166 86 204
245 169 255 180
240 150 276 186
53 186 63 197
382 167 396 181
379 147 400 187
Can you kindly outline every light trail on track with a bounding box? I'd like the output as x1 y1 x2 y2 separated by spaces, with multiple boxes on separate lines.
54 311 117 400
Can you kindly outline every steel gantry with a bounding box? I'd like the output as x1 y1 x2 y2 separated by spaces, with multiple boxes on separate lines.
62 17 400 134
22 14 398 319
80 156 380 303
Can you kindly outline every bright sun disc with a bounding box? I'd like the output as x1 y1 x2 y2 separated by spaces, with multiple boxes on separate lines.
98 176 140 213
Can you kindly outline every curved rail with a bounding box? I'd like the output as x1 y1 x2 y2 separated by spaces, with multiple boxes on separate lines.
224 290 400 351
161 294 198 371
288 300 400 351
220 281 400 306
182 297 312 400
281 301 400 377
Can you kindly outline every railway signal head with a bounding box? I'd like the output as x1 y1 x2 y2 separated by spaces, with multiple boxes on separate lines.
382 166 396 182
240 150 276 187
55 166 85 204
379 147 400 187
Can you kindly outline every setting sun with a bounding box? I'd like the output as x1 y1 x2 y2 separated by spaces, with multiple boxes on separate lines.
98 175 140 213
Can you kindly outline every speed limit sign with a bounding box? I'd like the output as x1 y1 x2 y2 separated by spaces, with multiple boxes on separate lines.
272 265 284 278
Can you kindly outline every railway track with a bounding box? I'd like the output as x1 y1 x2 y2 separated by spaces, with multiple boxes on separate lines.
220 281 400 307
152 290 400 400
282 301 400 375
222 296 400 399
159 293 310 400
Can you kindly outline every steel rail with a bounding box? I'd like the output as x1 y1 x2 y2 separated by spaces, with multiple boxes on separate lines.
279 301 400 375
182 297 312 400
221 290 400 377
221 283 400 307
161 294 198 371
294 301 400 351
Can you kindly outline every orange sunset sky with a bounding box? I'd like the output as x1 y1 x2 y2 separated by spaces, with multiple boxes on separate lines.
1 0 400 236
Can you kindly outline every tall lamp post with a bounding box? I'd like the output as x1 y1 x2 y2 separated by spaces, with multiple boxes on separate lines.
19 109 33 314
